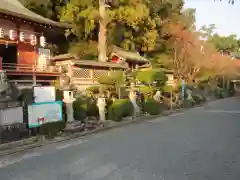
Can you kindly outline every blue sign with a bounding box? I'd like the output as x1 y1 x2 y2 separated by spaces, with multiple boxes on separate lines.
28 101 63 128
181 79 185 100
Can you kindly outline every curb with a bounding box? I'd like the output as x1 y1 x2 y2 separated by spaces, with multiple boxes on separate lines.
0 109 184 157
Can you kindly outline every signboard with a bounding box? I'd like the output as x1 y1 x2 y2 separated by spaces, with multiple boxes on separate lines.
28 101 62 128
34 86 55 103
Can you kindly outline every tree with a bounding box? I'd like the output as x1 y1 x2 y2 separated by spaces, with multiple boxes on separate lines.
22 0 67 21
165 23 239 83
199 24 216 40
209 34 239 52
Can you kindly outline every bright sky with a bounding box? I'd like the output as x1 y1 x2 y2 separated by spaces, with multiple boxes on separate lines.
184 0 240 36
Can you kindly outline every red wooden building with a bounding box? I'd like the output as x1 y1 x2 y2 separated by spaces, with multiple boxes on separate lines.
0 0 69 86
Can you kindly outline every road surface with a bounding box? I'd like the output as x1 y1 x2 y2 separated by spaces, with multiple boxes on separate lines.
1 98 240 180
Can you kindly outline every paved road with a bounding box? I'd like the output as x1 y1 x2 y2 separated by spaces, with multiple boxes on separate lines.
1 98 240 180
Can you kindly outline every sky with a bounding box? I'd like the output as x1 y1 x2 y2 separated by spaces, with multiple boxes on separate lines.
184 0 240 36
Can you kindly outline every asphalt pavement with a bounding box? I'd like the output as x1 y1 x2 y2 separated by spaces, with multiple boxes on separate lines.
1 97 240 180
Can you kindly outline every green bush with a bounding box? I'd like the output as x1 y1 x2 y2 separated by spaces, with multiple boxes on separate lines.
192 94 205 104
214 87 224 99
108 99 134 121
139 86 154 99
162 85 174 93
136 70 168 87
143 99 162 115
86 86 100 95
183 99 194 108
39 121 66 138
73 96 98 120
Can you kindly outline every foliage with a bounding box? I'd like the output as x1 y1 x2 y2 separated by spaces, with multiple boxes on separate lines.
86 86 100 95
69 41 98 59
162 85 174 92
192 94 205 104
139 86 154 99
59 0 195 55
183 99 194 108
108 99 134 121
136 70 168 87
143 99 162 115
97 71 124 97
214 87 224 99
23 0 67 21
39 121 66 138
209 34 239 52
73 96 98 120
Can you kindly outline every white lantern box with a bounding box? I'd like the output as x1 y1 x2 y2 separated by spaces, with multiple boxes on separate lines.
40 35 46 47
19 31 24 42
9 30 17 40
30 34 37 45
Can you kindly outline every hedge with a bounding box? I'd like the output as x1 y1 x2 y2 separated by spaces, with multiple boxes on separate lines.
108 99 134 121
143 99 163 115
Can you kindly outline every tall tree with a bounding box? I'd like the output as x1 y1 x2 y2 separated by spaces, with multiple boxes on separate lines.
22 0 67 21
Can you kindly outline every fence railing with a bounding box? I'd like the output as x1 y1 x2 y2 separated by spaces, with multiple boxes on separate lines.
73 68 109 79
2 63 61 73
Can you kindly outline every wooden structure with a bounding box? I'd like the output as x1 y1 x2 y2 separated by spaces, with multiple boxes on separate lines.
109 46 150 69
51 54 128 91
0 0 69 85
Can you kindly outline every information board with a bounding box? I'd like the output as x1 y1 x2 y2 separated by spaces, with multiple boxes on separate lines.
28 101 62 128
34 86 55 103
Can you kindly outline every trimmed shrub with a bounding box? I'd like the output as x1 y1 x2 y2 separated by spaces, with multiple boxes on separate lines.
183 99 194 108
214 87 224 99
143 99 162 115
73 96 98 120
86 86 100 95
139 86 154 99
39 121 66 138
192 94 205 104
108 99 134 121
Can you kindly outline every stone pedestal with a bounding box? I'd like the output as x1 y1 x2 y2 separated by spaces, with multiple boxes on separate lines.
63 90 75 123
97 97 106 121
129 91 140 117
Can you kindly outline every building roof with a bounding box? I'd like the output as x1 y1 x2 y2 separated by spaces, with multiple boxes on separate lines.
72 60 128 69
0 0 70 28
110 46 149 64
51 53 128 69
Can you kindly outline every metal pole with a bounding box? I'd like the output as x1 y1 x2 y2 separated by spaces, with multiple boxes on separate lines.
98 0 107 62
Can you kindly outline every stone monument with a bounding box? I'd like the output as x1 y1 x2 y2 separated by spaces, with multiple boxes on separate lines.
60 74 76 123
63 90 75 122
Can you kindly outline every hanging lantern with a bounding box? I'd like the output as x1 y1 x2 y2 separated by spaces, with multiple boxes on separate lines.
9 29 17 40
40 35 46 47
30 34 37 45
19 32 24 42
0 28 4 38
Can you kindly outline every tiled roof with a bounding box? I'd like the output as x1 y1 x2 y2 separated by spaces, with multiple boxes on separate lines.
111 46 149 64
0 0 70 28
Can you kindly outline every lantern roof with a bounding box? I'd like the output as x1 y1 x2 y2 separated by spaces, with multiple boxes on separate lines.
0 0 71 28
